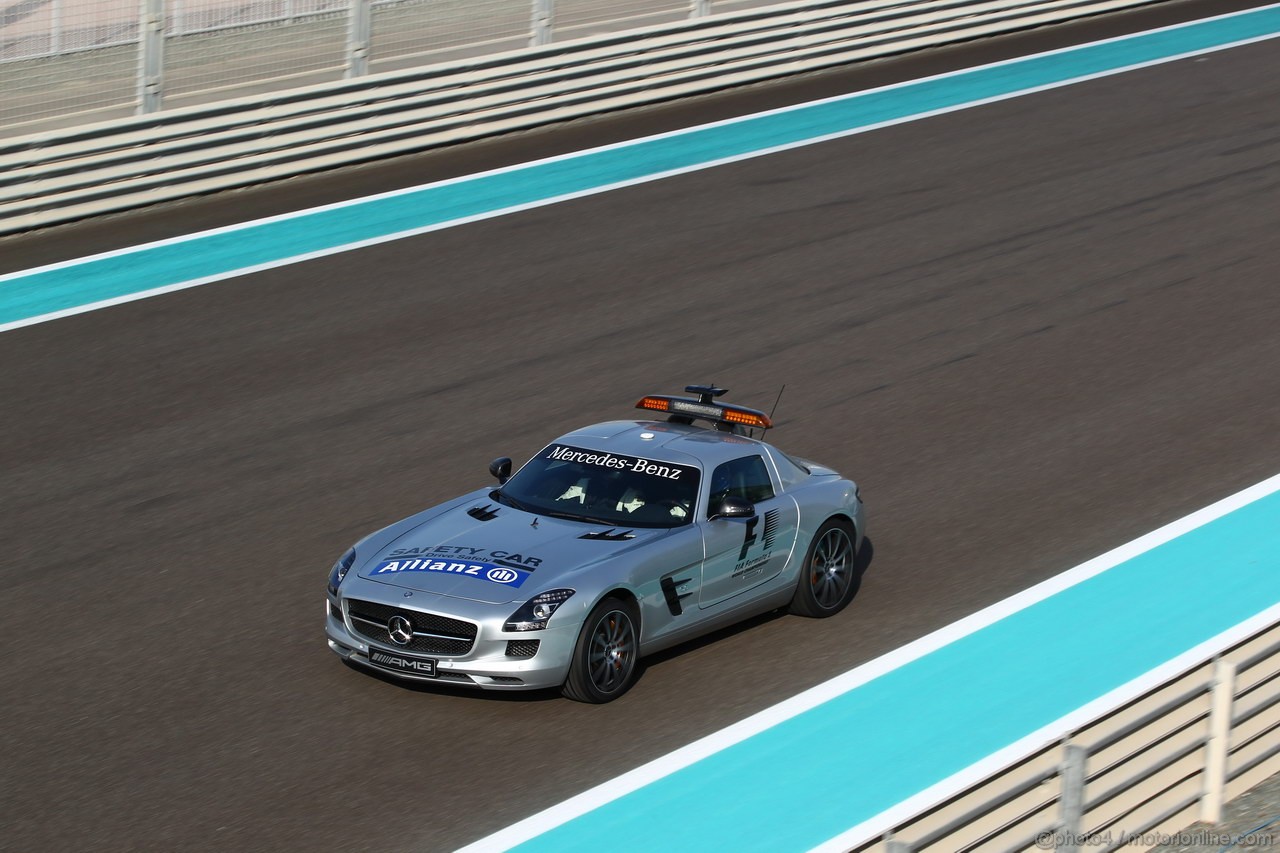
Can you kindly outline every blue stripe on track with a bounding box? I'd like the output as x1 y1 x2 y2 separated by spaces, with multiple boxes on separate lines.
506 487 1280 852
4 5 1280 329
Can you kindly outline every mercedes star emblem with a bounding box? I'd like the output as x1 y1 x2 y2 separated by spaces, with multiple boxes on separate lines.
387 615 413 646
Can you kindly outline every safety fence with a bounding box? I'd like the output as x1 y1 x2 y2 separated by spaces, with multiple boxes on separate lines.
849 617 1280 852
0 0 1170 235
0 0 774 134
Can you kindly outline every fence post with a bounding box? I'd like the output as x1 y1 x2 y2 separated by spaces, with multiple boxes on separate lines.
1058 741 1087 853
1201 659 1236 824
690 0 712 17
345 0 371 78
51 0 63 53
530 0 554 46
137 0 165 114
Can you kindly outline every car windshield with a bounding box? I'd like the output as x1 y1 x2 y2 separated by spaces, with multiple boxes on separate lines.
496 443 700 528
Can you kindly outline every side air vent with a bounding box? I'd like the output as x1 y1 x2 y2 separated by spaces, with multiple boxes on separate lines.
660 576 693 616
467 504 499 521
578 528 635 541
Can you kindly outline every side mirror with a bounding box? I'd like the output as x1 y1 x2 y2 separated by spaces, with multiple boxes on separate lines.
711 495 756 521
489 457 512 484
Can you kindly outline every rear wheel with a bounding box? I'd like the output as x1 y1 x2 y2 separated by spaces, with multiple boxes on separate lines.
562 596 640 703
789 518 858 617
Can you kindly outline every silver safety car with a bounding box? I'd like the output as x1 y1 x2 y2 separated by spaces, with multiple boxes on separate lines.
325 385 866 702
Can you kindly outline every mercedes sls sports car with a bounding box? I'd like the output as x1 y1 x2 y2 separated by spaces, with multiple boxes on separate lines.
325 385 866 702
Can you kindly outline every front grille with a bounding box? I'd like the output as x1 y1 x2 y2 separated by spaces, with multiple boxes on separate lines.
346 599 477 656
505 640 540 658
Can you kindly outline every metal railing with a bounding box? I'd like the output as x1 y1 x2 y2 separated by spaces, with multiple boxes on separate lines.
0 0 772 135
850 617 1280 852
0 0 1171 235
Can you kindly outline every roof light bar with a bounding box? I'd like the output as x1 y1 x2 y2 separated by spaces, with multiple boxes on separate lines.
635 394 772 430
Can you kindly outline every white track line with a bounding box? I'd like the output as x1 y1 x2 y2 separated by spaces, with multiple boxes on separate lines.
458 472 1280 852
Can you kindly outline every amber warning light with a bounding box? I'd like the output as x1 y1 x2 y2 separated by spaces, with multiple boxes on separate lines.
635 395 773 430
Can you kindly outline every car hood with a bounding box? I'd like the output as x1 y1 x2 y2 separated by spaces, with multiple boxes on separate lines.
357 499 666 604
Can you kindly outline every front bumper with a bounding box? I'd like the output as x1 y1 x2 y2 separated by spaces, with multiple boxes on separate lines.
325 594 577 691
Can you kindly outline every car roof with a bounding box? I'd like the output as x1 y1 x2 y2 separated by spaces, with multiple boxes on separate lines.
550 419 776 470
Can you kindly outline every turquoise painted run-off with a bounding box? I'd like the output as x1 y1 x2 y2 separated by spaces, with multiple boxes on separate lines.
3 5 1280 328
511 488 1280 852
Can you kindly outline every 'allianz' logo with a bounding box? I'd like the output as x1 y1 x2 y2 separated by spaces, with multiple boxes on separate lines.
486 567 519 584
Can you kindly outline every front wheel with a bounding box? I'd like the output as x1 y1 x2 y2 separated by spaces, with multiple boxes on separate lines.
789 518 859 617
562 596 640 703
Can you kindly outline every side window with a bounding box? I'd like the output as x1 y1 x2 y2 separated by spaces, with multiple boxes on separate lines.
708 455 775 509
768 448 811 489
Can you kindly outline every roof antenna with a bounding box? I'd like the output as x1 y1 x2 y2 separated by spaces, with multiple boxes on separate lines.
748 384 785 440
766 384 786 435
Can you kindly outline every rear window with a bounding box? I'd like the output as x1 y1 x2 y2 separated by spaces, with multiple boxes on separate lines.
771 450 811 488
499 444 700 528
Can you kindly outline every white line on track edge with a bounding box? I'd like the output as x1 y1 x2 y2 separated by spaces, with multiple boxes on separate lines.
810 598 1280 852
455 470 1280 852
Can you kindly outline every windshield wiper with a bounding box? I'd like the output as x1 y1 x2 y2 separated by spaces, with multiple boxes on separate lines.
492 490 535 513
492 492 612 526
540 509 613 526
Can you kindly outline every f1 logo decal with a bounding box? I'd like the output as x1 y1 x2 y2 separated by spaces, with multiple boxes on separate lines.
738 516 759 560
738 509 778 560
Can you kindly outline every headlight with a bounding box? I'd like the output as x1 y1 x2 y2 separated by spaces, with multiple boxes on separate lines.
504 589 575 632
327 547 356 595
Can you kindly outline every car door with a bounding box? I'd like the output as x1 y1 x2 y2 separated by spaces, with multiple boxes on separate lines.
698 454 799 609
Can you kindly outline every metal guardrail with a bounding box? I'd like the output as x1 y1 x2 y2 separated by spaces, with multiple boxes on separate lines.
847 617 1280 852
0 0 769 134
0 0 1169 236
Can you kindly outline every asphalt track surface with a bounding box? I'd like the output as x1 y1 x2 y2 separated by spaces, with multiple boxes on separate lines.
3 2 1280 850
